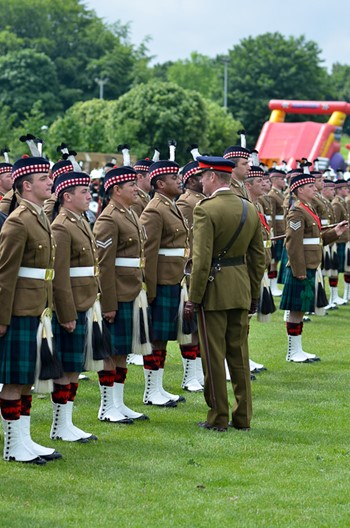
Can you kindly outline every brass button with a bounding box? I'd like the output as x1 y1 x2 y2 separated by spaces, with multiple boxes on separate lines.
38 244 43 249
82 247 86 251
129 238 132 242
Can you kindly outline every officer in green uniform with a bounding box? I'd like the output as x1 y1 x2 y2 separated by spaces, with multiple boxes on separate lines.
186 156 265 432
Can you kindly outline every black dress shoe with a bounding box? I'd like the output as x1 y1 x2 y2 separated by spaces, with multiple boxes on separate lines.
228 421 250 431
176 395 186 403
250 374 257 381
197 421 227 433
40 451 62 461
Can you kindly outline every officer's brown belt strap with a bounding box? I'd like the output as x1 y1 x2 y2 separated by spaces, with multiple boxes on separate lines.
211 256 245 267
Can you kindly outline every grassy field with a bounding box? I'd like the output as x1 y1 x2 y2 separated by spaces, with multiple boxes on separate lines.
1 280 350 528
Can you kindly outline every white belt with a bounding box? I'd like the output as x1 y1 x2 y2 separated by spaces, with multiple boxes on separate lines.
18 267 55 281
115 257 142 268
158 248 185 257
265 215 271 221
275 215 284 220
321 219 329 226
69 266 97 277
303 238 321 245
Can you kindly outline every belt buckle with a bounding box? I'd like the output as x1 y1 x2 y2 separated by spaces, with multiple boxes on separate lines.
184 248 190 259
45 269 55 281
94 265 100 276
140 257 146 269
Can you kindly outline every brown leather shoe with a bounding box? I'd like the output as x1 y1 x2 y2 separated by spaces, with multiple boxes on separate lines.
197 421 227 433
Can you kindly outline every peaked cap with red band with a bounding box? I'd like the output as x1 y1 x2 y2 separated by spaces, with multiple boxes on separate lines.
196 155 235 174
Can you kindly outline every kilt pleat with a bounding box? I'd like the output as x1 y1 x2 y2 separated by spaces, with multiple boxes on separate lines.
151 284 181 341
0 316 39 384
107 301 133 356
53 311 86 372
280 268 316 312
277 245 288 284
337 242 345 273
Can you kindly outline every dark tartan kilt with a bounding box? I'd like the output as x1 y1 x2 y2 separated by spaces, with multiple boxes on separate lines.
151 283 181 341
0 315 39 385
277 245 288 284
337 242 345 273
106 300 133 356
273 238 284 263
280 268 316 312
53 311 86 373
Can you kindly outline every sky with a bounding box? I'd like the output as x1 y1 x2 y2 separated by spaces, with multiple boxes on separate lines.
84 0 350 70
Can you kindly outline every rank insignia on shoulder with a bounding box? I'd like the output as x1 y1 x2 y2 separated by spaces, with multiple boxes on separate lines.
96 238 112 249
289 220 302 231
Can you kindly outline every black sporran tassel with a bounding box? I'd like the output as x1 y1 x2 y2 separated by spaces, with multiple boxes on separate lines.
260 285 276 315
316 282 328 308
92 320 111 360
39 333 63 380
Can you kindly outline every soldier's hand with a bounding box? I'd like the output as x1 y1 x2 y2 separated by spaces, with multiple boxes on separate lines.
249 299 258 315
103 311 116 324
184 301 195 320
0 324 8 337
148 297 155 305
335 220 349 236
61 320 76 333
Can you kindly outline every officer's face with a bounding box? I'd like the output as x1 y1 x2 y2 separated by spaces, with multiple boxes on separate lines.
200 171 215 196
64 186 91 214
157 173 182 198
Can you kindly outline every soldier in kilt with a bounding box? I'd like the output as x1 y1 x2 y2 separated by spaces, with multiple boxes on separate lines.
50 171 101 442
267 169 287 296
330 180 350 305
94 166 150 422
177 158 205 392
140 159 190 407
131 157 152 218
280 171 348 363
0 153 62 464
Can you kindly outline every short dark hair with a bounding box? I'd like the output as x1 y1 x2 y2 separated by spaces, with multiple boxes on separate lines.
58 186 76 205
14 174 34 194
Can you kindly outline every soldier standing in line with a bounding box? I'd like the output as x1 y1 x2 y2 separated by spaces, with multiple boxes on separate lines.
321 178 337 309
279 171 348 363
131 156 154 218
222 132 251 200
185 156 265 432
267 168 287 296
140 154 190 407
0 149 62 464
330 179 349 305
49 171 101 442
176 156 205 392
94 166 150 422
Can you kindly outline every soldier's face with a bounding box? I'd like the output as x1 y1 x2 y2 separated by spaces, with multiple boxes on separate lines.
232 158 249 180
297 183 316 202
271 176 285 190
137 172 151 193
116 180 139 206
64 186 91 213
158 173 182 198
322 186 335 199
315 178 323 191
262 177 271 192
0 171 13 193
26 172 53 203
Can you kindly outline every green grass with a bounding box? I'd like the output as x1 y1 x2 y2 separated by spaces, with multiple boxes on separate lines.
1 280 350 528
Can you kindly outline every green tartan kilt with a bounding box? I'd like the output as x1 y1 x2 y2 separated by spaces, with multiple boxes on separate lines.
53 311 86 372
277 245 288 284
151 283 181 341
0 315 39 385
106 300 133 356
273 238 284 263
337 242 345 273
279 268 316 312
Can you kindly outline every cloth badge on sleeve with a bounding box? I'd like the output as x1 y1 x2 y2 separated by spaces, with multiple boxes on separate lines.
96 238 112 249
289 220 302 231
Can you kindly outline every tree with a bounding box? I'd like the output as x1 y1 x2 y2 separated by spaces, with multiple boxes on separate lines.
203 101 242 156
225 33 331 145
46 99 112 160
166 53 222 103
0 49 62 122
104 82 208 166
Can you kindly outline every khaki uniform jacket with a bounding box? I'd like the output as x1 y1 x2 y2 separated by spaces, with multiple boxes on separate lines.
43 193 57 223
268 188 286 236
285 200 339 277
257 194 273 230
189 189 265 310
176 188 205 252
312 193 333 227
255 202 272 268
131 188 150 217
94 198 145 312
332 195 349 243
0 200 55 325
51 208 100 324
0 189 22 215
230 179 250 200
140 192 189 300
